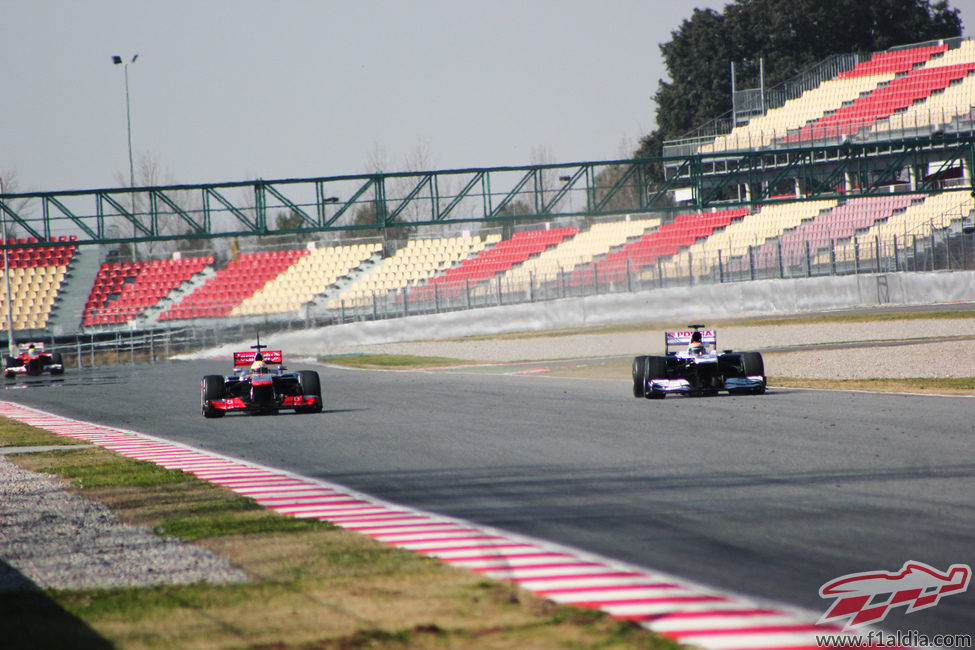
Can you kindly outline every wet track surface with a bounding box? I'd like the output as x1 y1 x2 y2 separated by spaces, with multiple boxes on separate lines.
3 359 973 637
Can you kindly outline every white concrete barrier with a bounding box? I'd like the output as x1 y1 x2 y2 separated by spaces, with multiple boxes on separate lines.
197 271 975 357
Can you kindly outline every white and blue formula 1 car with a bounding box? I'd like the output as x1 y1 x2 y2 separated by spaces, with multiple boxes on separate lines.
632 325 766 399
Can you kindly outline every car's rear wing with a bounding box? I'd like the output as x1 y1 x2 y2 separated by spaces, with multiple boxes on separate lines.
233 350 283 366
665 329 716 354
17 342 45 353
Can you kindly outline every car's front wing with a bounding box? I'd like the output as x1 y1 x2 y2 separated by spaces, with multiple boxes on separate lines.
4 362 64 376
208 394 320 413
648 375 764 394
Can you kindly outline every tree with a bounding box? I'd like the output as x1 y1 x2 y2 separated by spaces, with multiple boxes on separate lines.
112 152 208 260
636 0 962 160
0 171 32 242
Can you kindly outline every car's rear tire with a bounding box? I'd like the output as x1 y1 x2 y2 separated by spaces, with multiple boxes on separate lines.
645 356 668 399
740 351 766 394
50 352 64 375
202 375 226 418
632 356 648 398
296 370 323 413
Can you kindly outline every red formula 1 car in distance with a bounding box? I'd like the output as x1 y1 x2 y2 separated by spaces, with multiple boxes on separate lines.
201 340 323 418
4 342 64 378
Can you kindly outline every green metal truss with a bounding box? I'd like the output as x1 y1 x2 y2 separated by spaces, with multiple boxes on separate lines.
0 161 657 247
670 134 975 208
2 136 973 248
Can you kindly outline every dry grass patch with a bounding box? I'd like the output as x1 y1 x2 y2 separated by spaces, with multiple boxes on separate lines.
769 376 975 395
322 353 467 369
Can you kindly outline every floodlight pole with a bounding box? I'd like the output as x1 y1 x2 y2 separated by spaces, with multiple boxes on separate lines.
113 54 139 208
0 177 15 354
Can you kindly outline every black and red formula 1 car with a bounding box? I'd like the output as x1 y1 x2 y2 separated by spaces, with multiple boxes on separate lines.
201 341 322 418
3 342 64 378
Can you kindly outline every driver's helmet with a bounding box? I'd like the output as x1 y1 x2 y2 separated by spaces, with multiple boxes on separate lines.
688 331 706 355
27 344 37 356
250 352 267 373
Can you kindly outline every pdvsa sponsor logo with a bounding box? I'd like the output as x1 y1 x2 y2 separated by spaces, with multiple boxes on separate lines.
818 561 971 630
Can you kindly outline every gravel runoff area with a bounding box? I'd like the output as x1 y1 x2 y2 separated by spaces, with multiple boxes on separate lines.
0 452 248 591
325 317 975 379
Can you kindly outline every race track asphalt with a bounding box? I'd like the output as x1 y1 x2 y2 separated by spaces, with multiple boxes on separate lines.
2 358 972 639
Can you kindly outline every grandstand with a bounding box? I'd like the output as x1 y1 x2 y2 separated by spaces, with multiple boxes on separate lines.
0 238 76 332
700 39 975 152
1 38 975 344
83 255 213 326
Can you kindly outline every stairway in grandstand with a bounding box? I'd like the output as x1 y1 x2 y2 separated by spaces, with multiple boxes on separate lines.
47 240 97 335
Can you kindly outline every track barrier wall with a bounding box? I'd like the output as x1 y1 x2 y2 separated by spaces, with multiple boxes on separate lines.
193 270 975 357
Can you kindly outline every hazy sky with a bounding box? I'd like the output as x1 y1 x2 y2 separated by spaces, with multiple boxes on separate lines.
4 0 975 194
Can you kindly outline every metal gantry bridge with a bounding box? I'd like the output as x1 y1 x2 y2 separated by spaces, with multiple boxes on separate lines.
2 135 974 248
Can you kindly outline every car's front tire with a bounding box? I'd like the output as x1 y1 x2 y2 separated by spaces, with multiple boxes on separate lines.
645 356 668 400
296 370 323 413
50 352 64 375
632 356 648 398
201 375 226 418
740 351 766 394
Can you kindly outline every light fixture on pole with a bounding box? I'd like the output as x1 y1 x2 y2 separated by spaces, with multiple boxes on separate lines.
112 54 139 198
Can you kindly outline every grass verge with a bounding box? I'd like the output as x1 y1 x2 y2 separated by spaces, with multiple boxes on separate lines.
321 353 467 369
0 420 680 650
768 376 975 395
